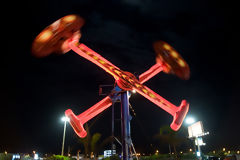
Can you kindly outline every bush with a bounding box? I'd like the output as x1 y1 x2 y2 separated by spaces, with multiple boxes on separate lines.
0 153 12 160
179 153 196 160
46 155 75 160
103 155 120 160
140 154 171 160
140 153 197 160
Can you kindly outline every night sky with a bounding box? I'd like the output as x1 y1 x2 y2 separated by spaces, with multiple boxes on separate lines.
2 0 239 155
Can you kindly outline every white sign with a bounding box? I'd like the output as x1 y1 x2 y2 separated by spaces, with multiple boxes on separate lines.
196 151 201 157
195 137 206 146
188 121 204 138
104 150 116 158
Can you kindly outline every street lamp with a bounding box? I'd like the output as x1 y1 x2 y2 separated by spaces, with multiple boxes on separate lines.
185 116 200 159
185 117 196 125
187 119 209 160
61 116 70 156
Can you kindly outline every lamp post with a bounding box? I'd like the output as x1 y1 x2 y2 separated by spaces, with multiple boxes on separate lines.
185 117 199 159
185 117 209 160
61 116 70 156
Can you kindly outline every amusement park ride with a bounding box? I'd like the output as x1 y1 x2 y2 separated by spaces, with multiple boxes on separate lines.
32 14 190 160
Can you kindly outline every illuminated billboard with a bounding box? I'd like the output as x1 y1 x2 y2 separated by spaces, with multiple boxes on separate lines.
188 121 204 138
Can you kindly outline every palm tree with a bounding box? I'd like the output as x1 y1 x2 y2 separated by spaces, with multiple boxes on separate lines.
78 124 102 158
154 125 185 160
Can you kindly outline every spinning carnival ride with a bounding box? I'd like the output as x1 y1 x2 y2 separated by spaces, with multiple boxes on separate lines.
32 14 190 159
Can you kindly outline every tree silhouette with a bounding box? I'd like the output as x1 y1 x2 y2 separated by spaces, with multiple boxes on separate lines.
154 125 186 160
78 124 101 158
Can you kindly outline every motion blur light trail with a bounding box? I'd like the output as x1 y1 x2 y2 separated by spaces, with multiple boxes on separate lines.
32 14 190 138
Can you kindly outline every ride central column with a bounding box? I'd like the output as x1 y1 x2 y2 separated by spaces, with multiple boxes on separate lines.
121 91 131 160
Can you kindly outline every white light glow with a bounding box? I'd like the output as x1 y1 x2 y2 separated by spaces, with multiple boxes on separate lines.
197 151 201 157
34 153 39 160
185 117 196 125
61 116 70 122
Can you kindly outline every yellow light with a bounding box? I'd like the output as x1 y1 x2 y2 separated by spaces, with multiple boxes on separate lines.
129 79 135 84
86 51 91 55
213 151 216 154
237 151 239 154
142 88 148 94
135 83 141 88
93 56 98 60
163 43 171 50
189 148 192 152
170 51 178 58
180 151 183 154
37 30 52 42
223 148 226 151
80 48 86 53
63 15 76 23
149 93 156 98
228 151 230 154
99 59 105 64
74 41 80 46
122 74 127 79
114 70 121 75
4 151 7 154
177 59 185 67
109 66 114 70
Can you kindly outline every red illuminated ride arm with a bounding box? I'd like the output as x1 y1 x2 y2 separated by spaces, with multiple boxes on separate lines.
139 63 163 84
139 40 191 84
69 40 121 80
65 96 112 138
131 82 189 131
